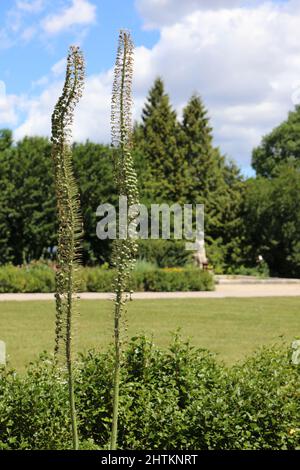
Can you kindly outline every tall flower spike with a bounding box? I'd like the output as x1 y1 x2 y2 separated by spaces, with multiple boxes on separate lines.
51 45 85 450
110 30 139 450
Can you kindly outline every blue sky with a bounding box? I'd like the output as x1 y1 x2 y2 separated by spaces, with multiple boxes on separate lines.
0 0 299 176
0 1 158 95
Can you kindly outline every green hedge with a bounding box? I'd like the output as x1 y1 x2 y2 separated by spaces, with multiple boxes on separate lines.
0 263 56 293
0 336 299 450
0 264 214 293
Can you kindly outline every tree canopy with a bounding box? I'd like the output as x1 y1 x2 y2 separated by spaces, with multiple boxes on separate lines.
252 105 300 177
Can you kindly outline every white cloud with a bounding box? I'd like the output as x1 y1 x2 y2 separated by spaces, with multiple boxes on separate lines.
136 0 243 28
13 83 60 139
42 0 96 35
131 0 300 166
11 0 300 170
21 26 37 41
0 0 96 47
0 0 45 48
16 0 45 13
51 58 67 76
0 92 25 126
14 69 113 144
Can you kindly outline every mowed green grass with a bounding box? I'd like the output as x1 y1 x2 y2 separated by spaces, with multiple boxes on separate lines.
0 297 300 370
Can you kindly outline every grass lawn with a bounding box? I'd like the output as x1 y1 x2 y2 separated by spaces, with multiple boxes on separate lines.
0 297 299 370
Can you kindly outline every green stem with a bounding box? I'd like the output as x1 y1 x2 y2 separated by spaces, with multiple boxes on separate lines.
67 261 79 450
110 288 121 450
110 35 128 451
67 352 79 449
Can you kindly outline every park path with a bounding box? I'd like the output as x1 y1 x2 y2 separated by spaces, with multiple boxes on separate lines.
0 281 299 301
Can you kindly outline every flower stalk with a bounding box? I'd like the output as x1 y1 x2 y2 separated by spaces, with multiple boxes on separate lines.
51 45 85 450
110 30 139 450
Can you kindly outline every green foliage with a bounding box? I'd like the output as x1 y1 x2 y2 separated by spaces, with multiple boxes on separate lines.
141 268 213 292
179 94 224 205
0 135 56 265
226 263 270 278
0 263 214 293
134 78 187 204
253 105 300 177
135 87 244 271
242 165 300 277
0 262 55 293
0 133 116 266
73 142 116 264
138 239 191 268
0 129 13 151
0 356 71 450
134 259 157 272
0 338 299 450
190 346 300 450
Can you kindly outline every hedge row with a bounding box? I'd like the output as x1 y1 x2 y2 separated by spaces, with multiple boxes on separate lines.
0 336 299 450
0 264 214 293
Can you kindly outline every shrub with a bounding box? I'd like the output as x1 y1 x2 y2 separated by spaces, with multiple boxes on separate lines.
0 263 214 293
226 262 270 278
134 259 157 272
188 346 300 450
142 268 213 292
0 355 71 450
0 338 299 450
0 262 55 293
138 240 192 268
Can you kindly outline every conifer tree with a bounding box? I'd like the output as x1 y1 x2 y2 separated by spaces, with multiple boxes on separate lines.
179 95 225 237
135 78 187 203
180 94 223 201
179 94 243 268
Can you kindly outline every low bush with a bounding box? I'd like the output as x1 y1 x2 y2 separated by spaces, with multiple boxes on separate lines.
137 240 192 268
0 263 214 293
0 262 55 293
225 262 270 278
0 336 299 450
142 268 213 292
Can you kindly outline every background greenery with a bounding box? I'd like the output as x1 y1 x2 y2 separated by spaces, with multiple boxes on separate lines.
1 80 300 277
0 262 213 293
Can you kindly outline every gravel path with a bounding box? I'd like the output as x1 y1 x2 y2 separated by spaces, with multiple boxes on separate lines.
0 283 299 301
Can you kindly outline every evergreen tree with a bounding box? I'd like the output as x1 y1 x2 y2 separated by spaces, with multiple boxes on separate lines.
180 94 221 199
180 95 225 212
135 78 187 203
179 95 245 269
